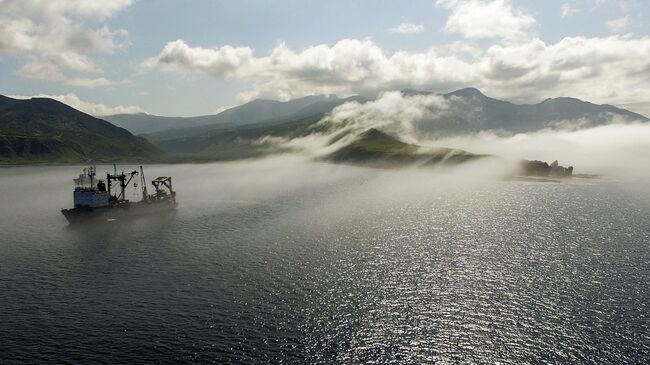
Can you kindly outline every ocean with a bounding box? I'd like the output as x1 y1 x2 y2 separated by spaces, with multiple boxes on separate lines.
1 159 648 364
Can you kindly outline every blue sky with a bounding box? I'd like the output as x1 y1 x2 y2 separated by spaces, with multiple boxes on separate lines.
1 0 648 116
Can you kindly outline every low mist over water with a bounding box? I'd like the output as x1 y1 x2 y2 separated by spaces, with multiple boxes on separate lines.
1 160 648 363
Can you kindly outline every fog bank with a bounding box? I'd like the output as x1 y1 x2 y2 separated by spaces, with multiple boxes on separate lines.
429 123 650 178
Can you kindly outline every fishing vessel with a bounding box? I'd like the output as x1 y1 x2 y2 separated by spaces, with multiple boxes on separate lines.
61 165 177 224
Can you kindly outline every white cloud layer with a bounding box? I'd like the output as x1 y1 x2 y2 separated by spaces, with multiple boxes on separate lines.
9 93 144 116
325 92 449 140
0 0 132 85
435 0 536 41
253 91 454 158
389 23 425 34
432 123 650 178
144 35 650 113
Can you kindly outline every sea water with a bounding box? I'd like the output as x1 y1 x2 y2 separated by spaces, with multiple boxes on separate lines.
0 160 648 363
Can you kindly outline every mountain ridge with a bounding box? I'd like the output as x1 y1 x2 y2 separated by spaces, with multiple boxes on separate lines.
103 88 647 139
2 88 647 164
138 87 647 160
103 94 363 136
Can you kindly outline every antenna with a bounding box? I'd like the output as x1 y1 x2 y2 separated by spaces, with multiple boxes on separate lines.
90 165 93 187
140 166 148 201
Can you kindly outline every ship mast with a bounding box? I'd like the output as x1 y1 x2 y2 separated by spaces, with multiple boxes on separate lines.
140 165 148 201
89 166 95 187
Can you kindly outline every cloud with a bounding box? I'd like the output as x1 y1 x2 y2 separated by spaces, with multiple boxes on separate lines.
0 0 132 85
593 0 638 11
16 59 66 81
1 0 133 21
389 23 425 34
431 122 650 177
255 91 453 158
606 16 630 33
435 0 536 41
65 77 129 87
144 35 650 112
9 93 144 116
561 3 577 17
16 59 129 87
142 39 254 78
323 91 451 142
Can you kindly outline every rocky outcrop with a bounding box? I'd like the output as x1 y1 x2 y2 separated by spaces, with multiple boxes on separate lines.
549 160 574 177
519 159 573 177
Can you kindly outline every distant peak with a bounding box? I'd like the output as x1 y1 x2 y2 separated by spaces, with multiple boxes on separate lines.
355 128 403 143
448 87 485 98
293 94 339 102
247 94 340 105
540 96 587 105
359 127 385 138
248 98 277 104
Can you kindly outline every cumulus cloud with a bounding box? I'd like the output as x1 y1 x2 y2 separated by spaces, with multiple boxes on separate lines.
0 0 132 85
142 39 254 78
9 93 144 116
435 0 536 41
143 34 650 112
389 23 425 34
606 16 630 33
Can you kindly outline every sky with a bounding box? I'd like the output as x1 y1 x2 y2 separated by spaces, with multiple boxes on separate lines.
0 0 649 117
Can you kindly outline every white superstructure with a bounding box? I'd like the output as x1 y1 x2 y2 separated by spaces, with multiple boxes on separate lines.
71 166 109 208
73 188 109 208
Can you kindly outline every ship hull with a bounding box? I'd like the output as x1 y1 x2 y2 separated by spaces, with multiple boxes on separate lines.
61 200 178 224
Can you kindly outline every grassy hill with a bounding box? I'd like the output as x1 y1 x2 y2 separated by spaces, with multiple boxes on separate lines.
0 96 159 164
325 128 487 168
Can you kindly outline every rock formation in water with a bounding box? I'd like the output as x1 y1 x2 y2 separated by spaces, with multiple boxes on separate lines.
519 159 573 177
549 160 574 177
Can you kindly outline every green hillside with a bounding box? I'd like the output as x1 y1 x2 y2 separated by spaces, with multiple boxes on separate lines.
325 128 487 167
0 96 159 164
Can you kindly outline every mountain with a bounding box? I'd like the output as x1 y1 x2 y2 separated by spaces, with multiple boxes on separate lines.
143 95 370 142
407 87 648 136
148 88 647 161
104 94 370 138
102 113 214 135
0 96 159 163
4 87 644 164
108 87 646 140
325 128 487 168
155 114 324 160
